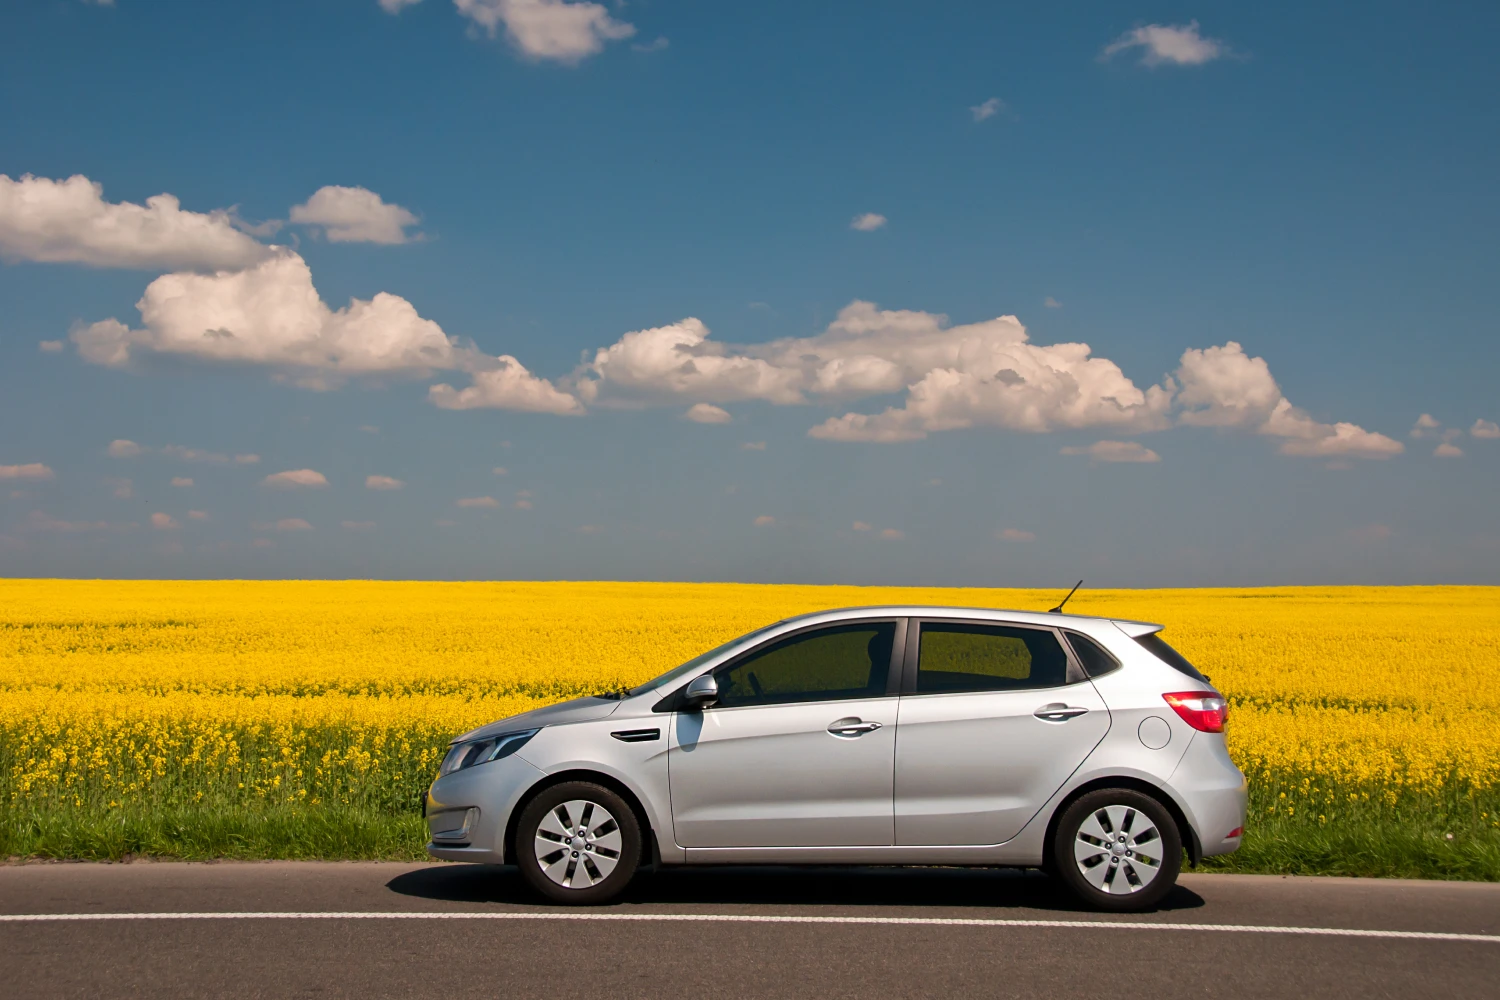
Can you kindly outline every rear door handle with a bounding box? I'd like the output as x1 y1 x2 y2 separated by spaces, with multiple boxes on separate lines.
1033 704 1090 722
827 717 883 738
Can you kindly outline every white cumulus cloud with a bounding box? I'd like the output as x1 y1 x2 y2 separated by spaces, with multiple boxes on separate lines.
1101 21 1228 67
1435 442 1464 458
1061 440 1162 463
171 477 194 488
365 475 406 490
107 439 142 458
576 318 804 407
457 496 501 508
1411 413 1442 437
72 250 471 383
428 356 583 414
379 0 423 12
804 302 1174 442
150 512 178 530
1472 419 1499 439
163 445 230 463
454 0 635 64
0 174 271 271
970 98 1005 122
850 213 888 232
1260 400 1403 459
685 403 732 424
289 186 421 245
1175 342 1402 459
0 463 55 480
262 469 328 488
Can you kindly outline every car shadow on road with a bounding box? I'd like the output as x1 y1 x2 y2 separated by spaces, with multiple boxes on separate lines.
385 864 1206 914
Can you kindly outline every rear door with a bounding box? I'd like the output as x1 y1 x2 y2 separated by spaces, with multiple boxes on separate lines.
668 619 902 848
893 619 1110 846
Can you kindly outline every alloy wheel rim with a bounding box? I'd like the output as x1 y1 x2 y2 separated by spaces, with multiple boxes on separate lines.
534 799 623 889
1073 804 1163 895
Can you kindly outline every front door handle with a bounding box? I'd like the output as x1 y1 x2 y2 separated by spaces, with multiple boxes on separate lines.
827 717 883 738
1033 704 1090 722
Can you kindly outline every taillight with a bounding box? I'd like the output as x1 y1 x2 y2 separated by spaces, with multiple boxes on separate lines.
1162 690 1228 733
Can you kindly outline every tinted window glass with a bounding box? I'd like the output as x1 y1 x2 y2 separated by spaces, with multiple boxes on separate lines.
1065 631 1121 678
713 623 895 707
916 623 1068 693
630 621 785 696
1134 632 1209 682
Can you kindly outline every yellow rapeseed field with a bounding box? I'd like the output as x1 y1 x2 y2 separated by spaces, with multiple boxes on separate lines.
2 580 1498 862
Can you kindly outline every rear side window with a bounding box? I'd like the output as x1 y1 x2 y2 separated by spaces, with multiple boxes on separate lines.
916 623 1068 693
1134 632 1209 682
1064 631 1121 678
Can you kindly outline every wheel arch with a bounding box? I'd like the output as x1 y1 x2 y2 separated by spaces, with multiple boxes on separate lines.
504 768 659 868
1041 775 1202 871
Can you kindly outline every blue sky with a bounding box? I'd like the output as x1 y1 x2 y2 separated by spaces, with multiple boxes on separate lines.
1 0 1497 585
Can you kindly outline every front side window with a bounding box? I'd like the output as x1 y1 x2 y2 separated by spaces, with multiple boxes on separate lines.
712 622 896 708
916 622 1069 693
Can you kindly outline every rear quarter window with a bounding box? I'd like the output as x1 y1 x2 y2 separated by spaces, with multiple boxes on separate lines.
1134 632 1209 683
1064 631 1122 678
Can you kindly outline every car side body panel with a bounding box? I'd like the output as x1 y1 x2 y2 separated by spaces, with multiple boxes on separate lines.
667 697 898 847
893 679 1110 845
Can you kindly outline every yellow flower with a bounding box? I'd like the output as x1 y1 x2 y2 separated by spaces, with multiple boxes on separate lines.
1 581 1497 825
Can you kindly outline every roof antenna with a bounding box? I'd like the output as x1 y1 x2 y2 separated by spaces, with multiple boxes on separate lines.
1049 580 1083 614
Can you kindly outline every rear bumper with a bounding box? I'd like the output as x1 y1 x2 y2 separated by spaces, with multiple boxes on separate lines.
424 754 547 864
1170 733 1248 857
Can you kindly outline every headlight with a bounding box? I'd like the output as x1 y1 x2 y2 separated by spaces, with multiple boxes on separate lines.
439 729 539 777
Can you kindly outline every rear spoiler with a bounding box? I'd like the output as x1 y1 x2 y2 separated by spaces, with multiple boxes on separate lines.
1110 619 1165 638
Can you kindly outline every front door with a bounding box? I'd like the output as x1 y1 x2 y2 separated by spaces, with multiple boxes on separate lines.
894 620 1111 846
668 620 900 848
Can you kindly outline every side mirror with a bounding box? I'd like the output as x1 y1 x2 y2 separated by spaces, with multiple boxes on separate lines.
682 673 719 709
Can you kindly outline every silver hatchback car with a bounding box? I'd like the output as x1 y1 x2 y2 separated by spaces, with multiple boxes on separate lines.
424 606 1247 912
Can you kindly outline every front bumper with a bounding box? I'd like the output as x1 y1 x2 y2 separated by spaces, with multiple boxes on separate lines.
424 753 547 864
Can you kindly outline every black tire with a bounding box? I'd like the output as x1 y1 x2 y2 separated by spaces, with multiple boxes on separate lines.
1051 788 1182 913
514 781 642 905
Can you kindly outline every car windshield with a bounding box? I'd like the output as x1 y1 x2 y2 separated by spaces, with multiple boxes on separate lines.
627 621 786 696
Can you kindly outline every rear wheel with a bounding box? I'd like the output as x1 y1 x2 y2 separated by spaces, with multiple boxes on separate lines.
1051 788 1181 912
515 781 642 905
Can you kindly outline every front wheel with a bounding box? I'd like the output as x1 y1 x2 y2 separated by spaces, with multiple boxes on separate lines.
1051 788 1182 912
515 781 642 905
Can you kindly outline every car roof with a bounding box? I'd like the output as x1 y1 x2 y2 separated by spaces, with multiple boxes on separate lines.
769 605 1163 633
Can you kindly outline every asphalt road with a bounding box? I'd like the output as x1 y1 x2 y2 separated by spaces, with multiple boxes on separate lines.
2 862 1496 999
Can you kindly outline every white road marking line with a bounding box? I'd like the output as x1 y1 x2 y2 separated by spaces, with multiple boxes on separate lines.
0 911 1495 942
